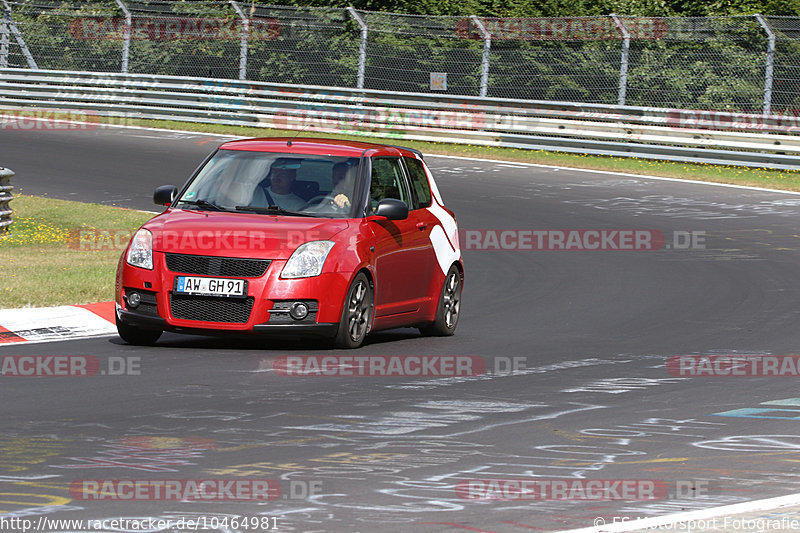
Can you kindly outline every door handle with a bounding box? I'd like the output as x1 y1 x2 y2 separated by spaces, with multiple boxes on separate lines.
416 221 428 231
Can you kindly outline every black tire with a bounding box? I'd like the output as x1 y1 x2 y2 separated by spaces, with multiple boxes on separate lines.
420 264 462 337
116 316 162 346
334 272 373 349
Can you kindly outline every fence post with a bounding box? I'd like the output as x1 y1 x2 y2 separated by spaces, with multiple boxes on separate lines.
114 0 131 73
755 14 775 116
230 0 249 80
347 7 367 90
0 8 8 68
470 15 491 98
611 14 630 106
0 0 36 69
0 168 13 236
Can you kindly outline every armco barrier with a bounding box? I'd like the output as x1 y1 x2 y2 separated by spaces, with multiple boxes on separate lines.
0 68 799 170
0 167 13 235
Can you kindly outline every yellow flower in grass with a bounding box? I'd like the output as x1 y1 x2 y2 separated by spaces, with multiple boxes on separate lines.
0 217 69 246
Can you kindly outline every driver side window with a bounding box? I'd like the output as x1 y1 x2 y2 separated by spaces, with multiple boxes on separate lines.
370 157 409 211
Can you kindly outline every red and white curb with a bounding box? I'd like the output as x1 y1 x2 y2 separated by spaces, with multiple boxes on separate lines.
0 302 116 345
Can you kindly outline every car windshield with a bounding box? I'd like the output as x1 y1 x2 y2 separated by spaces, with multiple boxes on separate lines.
175 150 362 218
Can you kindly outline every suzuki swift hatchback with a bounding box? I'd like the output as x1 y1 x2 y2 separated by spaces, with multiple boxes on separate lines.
116 138 463 348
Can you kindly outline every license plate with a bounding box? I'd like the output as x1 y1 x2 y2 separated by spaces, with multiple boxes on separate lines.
174 276 247 298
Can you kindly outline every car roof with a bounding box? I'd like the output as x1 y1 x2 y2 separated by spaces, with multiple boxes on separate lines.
218 137 423 159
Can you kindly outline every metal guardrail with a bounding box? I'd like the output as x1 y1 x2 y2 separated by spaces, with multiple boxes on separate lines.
0 167 13 235
0 68 799 170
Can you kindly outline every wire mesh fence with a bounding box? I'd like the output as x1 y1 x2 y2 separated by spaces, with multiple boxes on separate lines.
1 0 799 113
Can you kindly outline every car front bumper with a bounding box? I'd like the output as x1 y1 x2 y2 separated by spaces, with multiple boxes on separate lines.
116 251 348 338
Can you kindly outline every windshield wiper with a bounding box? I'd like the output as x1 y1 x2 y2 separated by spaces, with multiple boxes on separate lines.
235 205 315 217
178 199 226 211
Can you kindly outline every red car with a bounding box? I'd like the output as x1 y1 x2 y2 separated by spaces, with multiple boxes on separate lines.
115 138 463 348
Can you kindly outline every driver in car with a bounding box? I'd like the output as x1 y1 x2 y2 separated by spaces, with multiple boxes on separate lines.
264 159 305 210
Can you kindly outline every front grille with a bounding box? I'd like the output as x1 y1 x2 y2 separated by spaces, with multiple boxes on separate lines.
165 253 270 278
170 294 254 323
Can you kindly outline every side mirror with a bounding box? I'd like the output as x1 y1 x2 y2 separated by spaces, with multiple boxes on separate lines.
153 185 178 206
373 198 409 221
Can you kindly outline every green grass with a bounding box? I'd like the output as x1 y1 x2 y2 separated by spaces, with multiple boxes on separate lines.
0 195 152 309
104 117 800 191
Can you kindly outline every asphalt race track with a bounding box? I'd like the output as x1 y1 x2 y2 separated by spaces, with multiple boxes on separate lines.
2 126 800 532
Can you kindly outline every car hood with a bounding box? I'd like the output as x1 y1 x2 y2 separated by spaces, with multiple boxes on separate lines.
144 209 350 260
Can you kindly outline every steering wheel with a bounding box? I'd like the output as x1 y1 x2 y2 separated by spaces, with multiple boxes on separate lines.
303 194 343 212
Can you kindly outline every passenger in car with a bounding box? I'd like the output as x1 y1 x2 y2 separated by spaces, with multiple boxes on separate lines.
330 162 353 209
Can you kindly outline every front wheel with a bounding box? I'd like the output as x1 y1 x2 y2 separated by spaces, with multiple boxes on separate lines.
334 273 373 349
420 264 462 337
116 316 162 346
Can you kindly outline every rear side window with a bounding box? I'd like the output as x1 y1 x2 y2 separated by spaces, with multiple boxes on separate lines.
404 157 432 209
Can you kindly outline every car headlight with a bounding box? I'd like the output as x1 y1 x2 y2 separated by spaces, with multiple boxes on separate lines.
281 241 335 279
126 228 153 270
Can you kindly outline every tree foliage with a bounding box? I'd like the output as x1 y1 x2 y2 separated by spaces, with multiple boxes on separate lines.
253 0 800 16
